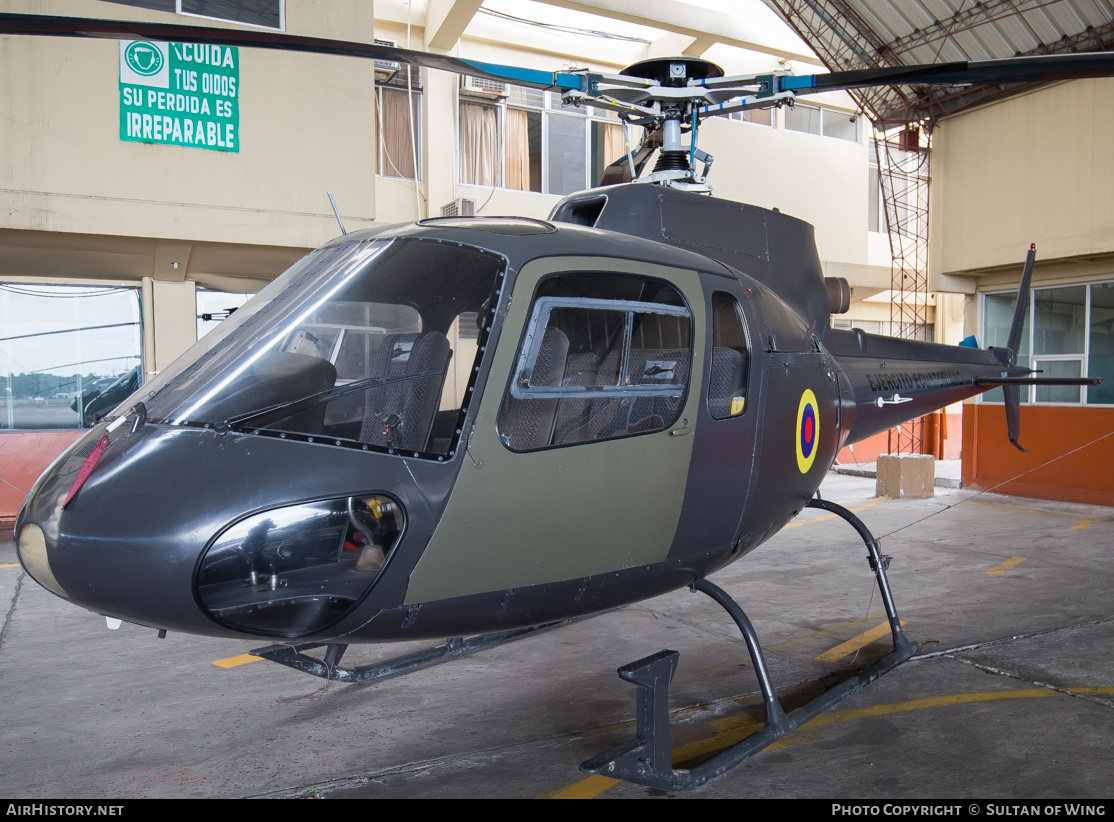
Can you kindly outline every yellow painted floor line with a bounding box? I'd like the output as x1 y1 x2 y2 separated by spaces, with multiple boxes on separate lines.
672 612 889 689
783 502 881 529
763 611 886 654
985 556 1026 576
968 501 1091 521
815 620 904 663
540 685 1114 797
768 686 1114 751
1069 520 1093 531
541 774 621 799
1 563 20 569
212 653 262 669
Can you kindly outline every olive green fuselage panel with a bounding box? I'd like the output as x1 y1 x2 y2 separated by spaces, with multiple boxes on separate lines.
404 256 706 604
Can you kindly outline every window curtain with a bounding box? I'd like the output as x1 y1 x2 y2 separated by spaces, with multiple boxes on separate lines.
378 88 417 179
505 108 531 191
604 122 624 165
460 103 499 187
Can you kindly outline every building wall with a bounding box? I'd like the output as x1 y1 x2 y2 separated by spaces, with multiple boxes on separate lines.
931 78 1114 278
962 404 1114 506
932 78 1114 504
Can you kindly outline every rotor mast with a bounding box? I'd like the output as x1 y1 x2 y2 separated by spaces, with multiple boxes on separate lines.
561 57 796 191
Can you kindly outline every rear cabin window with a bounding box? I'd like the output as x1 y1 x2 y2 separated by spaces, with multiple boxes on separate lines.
709 292 750 419
498 273 692 450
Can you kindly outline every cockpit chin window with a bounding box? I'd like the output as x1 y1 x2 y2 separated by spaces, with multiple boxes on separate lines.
119 238 505 459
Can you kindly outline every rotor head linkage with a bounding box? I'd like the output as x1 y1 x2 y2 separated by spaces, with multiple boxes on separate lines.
562 57 794 190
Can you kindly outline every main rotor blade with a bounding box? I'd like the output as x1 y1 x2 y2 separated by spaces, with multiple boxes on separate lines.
0 12 584 91
783 52 1114 94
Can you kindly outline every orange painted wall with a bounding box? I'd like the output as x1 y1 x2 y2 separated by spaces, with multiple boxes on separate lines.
962 404 1114 506
0 431 84 531
836 412 962 464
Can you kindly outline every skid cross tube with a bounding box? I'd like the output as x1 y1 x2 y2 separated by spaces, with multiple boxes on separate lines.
581 498 919 790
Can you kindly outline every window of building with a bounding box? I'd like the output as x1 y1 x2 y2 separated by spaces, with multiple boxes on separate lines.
868 147 882 233
728 108 774 126
870 138 929 237
376 63 422 180
102 0 283 29
197 289 253 339
498 272 692 450
822 108 859 141
0 284 143 430
983 280 1114 405
784 103 858 142
833 318 932 339
459 82 623 195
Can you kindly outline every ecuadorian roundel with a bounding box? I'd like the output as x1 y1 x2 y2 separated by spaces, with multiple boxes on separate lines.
796 389 819 474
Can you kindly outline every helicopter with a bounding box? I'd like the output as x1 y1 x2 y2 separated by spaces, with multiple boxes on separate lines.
4 11 1110 790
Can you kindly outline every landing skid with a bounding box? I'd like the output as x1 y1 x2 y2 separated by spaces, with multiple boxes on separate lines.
581 497 920 791
249 621 567 684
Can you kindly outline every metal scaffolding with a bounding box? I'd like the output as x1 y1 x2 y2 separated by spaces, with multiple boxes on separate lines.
875 124 931 454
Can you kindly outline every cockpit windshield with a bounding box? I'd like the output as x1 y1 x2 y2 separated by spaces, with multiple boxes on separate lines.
118 237 505 458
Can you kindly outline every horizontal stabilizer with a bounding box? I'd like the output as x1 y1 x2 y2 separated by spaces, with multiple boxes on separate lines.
975 376 1101 387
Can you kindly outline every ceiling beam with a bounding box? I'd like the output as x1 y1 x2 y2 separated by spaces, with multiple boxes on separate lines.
425 0 484 51
645 32 718 58
534 0 824 65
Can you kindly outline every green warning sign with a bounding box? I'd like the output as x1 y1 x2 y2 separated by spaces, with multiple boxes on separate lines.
119 40 240 152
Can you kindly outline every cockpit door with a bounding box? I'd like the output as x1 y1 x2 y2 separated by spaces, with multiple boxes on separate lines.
404 256 706 604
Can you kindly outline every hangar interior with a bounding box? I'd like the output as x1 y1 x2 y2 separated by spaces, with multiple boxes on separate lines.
2 0 1113 526
1 0 1113 801
3 0 1112 520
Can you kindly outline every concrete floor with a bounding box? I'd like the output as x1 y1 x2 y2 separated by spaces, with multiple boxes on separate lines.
1 473 1111 799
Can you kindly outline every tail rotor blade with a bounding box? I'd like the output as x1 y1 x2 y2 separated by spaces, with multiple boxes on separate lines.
1006 244 1037 364
1003 384 1028 453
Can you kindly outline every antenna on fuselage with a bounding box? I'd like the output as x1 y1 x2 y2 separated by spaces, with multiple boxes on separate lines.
327 191 347 235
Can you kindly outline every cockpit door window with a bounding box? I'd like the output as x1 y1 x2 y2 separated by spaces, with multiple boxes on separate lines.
498 274 692 450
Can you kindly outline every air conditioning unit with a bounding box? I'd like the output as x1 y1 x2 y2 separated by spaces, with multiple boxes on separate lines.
440 198 476 218
373 39 400 84
461 75 508 98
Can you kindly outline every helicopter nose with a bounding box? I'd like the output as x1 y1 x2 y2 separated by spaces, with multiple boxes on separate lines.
15 522 68 600
15 424 417 639
13 425 233 633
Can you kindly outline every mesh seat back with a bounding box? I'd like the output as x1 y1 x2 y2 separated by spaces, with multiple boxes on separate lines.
360 331 452 451
499 328 570 449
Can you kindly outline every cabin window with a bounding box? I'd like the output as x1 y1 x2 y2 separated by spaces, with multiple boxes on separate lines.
498 273 692 450
709 292 750 419
134 238 505 459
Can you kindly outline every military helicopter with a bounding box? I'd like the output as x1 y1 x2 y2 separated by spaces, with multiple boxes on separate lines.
4 11 1110 790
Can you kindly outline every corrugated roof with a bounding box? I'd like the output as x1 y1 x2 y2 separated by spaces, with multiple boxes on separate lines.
763 0 1114 123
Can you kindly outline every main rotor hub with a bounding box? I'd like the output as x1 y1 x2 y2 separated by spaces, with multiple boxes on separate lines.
562 56 794 191
620 57 724 88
